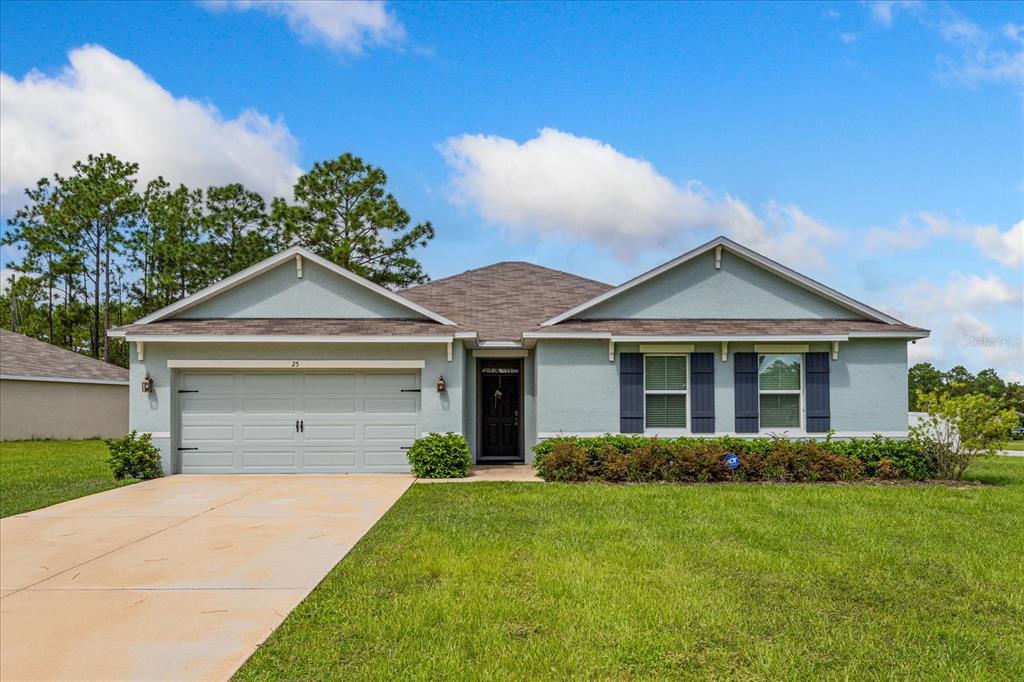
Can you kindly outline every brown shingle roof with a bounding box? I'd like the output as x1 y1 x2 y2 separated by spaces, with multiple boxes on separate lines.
532 319 928 336
401 262 612 342
117 319 461 336
0 329 129 383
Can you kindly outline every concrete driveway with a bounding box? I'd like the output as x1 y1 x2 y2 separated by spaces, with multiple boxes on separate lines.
0 474 413 681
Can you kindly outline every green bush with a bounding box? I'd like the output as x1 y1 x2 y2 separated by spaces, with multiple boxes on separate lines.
532 434 930 484
106 431 163 480
406 432 472 478
534 440 590 482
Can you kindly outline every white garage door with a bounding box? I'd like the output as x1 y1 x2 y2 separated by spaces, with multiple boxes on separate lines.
177 371 420 473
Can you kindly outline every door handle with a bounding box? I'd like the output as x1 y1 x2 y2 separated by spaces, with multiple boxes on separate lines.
300 420 304 433
295 420 299 433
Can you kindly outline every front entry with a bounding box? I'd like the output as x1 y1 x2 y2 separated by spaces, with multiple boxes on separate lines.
478 359 523 462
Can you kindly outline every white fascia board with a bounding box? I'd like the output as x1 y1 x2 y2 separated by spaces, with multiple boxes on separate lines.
167 359 426 369
524 332 849 342
848 330 930 339
124 335 457 344
477 340 525 347
131 246 458 327
0 374 129 386
541 236 902 326
107 329 128 338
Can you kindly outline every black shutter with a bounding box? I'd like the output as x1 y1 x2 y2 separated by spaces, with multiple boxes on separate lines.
805 351 830 432
734 352 759 433
619 353 644 433
690 352 715 433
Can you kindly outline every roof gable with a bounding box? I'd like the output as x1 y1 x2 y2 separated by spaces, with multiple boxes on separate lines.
544 237 900 326
134 247 456 326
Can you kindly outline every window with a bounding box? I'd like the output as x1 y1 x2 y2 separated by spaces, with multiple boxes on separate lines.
645 355 687 429
758 354 801 429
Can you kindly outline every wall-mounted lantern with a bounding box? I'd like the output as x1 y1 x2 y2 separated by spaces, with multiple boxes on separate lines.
436 375 446 393
141 373 154 393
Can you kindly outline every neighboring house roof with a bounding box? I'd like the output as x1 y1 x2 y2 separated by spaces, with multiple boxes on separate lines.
542 236 904 326
401 262 613 342
116 319 468 339
524 318 929 339
0 329 129 384
132 246 458 327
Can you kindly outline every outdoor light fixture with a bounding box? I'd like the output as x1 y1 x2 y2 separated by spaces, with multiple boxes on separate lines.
436 375 446 393
141 373 153 393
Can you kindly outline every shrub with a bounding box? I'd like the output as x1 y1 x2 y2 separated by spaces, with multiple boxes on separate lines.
534 439 590 482
532 433 928 483
910 392 1017 480
107 431 163 480
406 432 472 478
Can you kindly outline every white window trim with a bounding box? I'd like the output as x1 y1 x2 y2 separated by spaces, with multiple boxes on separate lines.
643 353 690 435
757 352 804 433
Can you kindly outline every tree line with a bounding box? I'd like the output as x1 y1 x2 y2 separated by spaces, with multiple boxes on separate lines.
909 363 1023 417
2 152 435 367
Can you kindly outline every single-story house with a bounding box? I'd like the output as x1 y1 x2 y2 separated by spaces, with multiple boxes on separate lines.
110 236 928 474
0 329 129 440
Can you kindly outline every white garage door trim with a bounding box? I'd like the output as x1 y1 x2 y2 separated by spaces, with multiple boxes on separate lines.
177 369 420 474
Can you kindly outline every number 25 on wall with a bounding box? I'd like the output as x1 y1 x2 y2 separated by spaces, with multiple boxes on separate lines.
291 361 300 368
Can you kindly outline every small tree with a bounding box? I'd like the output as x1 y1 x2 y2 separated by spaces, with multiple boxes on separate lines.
910 392 1016 480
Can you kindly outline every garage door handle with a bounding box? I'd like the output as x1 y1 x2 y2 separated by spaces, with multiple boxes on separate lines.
400 389 421 393
300 420 304 433
177 389 199 393
177 447 198 451
400 446 411 450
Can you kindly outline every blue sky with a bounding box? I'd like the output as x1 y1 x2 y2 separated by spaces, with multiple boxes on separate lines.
1 0 1021 378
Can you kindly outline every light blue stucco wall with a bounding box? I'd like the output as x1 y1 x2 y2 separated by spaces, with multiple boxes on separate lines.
580 251 862 320
129 340 464 473
534 338 910 443
175 260 427 319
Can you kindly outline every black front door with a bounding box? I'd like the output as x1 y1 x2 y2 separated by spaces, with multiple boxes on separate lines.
479 359 522 461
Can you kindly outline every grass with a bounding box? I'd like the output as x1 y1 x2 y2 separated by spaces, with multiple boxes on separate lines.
999 441 1024 451
237 457 1024 681
0 439 136 517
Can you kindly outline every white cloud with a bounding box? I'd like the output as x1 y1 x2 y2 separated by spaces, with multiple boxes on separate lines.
0 45 301 208
882 271 1023 376
440 128 843 269
862 212 953 253
866 1 922 28
936 16 1024 88
203 1 405 54
840 32 859 44
972 220 1024 267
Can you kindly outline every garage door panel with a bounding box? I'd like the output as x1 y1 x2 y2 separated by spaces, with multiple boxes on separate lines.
365 424 418 441
178 370 419 474
303 449 358 469
242 451 297 468
302 424 357 441
181 450 235 469
180 398 235 415
364 373 417 391
364 449 411 469
242 374 296 391
301 373 357 391
242 397 297 413
241 424 298 441
180 373 236 392
180 425 235 442
301 398 357 414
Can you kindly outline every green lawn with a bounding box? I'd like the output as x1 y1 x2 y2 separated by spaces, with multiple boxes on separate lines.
999 441 1024 451
237 458 1024 681
0 439 136 517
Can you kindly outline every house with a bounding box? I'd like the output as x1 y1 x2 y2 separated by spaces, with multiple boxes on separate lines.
110 236 928 474
0 329 129 440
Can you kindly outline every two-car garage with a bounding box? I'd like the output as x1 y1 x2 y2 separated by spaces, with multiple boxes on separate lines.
177 370 421 473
